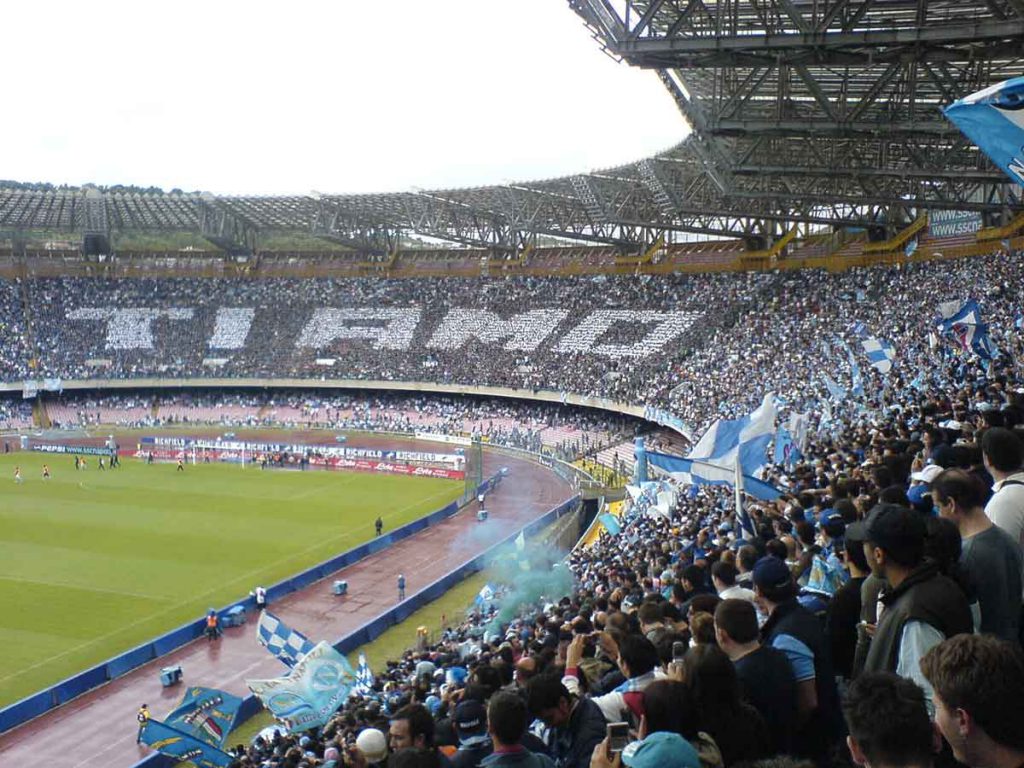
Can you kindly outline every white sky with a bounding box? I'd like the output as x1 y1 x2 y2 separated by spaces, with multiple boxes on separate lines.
0 1 687 195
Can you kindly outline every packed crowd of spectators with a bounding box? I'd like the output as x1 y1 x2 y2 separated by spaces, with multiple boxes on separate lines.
0 251 1020 439
215 291 1024 768
8 249 1024 767
41 390 638 463
0 398 32 430
8 271 768 408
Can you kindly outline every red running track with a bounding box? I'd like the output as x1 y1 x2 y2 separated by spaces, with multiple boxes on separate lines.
0 451 573 768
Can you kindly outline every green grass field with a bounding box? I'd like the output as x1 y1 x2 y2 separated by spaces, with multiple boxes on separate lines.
0 452 463 707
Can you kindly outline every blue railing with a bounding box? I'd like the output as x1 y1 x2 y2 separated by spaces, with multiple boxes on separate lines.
0 473 503 736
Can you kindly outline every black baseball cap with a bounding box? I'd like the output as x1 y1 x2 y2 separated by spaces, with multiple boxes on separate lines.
859 504 926 566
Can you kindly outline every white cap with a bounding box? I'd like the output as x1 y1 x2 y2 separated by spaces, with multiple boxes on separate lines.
911 464 944 484
356 728 388 763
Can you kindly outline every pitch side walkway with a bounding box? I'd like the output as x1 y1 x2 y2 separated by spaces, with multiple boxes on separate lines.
0 452 573 768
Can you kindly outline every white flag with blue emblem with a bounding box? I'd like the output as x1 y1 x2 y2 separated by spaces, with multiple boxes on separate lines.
945 77 1024 186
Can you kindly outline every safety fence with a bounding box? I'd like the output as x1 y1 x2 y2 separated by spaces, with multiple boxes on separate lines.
0 470 504 736
125 492 581 768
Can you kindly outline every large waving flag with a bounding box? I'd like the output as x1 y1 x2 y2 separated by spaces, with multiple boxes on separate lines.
164 687 243 748
944 77 1024 186
861 337 896 374
141 719 234 768
256 611 317 669
935 299 998 359
248 641 358 732
647 451 782 502
687 393 776 477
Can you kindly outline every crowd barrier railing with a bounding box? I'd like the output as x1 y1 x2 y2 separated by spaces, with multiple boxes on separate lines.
0 468 503 736
125 492 582 768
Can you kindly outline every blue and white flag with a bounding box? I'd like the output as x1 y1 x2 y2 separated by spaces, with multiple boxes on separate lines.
164 686 243 748
647 451 782 502
599 513 622 536
944 77 1024 186
822 374 847 402
353 652 374 696
841 341 865 397
935 299 997 358
474 583 496 609
141 719 234 768
850 321 868 338
687 393 777 478
861 337 896 374
247 641 358 732
787 411 810 462
905 239 919 258
256 611 317 669
936 298 982 329
773 424 794 467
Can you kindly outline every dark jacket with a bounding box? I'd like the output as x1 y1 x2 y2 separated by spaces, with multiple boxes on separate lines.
544 697 606 768
826 575 865 680
863 561 973 674
454 734 548 768
761 598 843 762
481 747 555 768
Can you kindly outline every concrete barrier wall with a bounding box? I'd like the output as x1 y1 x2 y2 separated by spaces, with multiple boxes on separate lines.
0 471 503 736
126 493 581 768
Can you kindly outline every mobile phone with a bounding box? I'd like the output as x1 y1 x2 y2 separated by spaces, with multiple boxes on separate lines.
672 641 686 663
607 722 629 754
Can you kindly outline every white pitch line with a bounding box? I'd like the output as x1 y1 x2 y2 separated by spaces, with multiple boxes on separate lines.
0 574 165 601
0 485 458 685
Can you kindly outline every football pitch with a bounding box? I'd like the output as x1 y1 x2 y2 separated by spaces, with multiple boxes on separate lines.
0 452 463 708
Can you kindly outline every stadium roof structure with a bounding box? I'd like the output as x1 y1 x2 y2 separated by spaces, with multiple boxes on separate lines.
2 0 1022 256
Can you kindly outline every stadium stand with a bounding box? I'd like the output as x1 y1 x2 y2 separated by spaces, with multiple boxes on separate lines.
188 261 1024 767
0 247 1019 438
4 246 1024 768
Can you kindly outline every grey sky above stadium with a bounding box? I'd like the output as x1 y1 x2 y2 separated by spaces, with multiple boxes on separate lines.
1 0 686 195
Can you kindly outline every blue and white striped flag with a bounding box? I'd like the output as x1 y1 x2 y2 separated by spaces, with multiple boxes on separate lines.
353 652 374 696
935 299 997 359
905 239 919 258
687 393 777 478
647 451 782 502
256 611 317 669
861 337 896 374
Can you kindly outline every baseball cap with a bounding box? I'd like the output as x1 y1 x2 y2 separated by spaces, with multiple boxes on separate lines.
910 464 943 484
752 556 793 591
818 513 846 539
622 732 700 768
453 699 489 746
862 504 926 564
845 520 869 545
356 728 388 763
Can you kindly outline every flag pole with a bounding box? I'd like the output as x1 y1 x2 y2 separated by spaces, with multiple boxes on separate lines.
734 460 744 534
